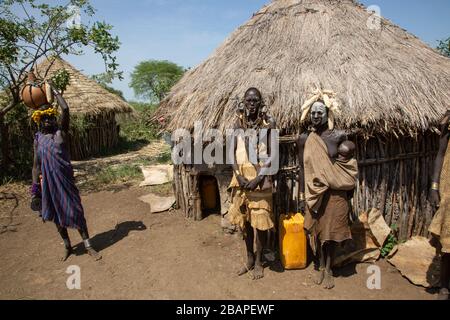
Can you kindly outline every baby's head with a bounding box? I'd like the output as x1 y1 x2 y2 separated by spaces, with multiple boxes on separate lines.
337 140 356 161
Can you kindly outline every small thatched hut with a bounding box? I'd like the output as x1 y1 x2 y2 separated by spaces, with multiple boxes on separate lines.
35 58 134 160
159 0 450 241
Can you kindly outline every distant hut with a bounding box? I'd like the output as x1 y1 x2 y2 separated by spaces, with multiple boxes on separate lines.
158 0 450 240
35 58 134 160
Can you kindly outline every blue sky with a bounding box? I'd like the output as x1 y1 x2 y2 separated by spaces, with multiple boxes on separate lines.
64 0 450 101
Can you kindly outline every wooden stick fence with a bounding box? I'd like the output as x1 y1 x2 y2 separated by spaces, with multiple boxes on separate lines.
68 112 120 160
274 132 439 241
173 132 439 241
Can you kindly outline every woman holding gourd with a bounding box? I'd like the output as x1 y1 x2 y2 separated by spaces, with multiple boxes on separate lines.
28 75 101 262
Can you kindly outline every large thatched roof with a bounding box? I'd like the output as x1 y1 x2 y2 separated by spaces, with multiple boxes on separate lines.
35 58 133 115
159 0 450 135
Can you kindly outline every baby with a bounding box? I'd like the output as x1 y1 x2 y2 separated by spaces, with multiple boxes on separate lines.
337 140 356 162
337 140 357 223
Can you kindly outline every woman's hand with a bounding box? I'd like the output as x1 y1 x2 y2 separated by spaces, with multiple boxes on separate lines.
46 80 60 96
430 189 441 210
245 175 264 191
298 200 306 213
236 175 249 189
30 195 42 212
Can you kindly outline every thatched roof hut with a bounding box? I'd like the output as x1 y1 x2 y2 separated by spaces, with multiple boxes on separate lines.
35 58 134 160
35 58 132 116
160 0 450 136
160 0 450 241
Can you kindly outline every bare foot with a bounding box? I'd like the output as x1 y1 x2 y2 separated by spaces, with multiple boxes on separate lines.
86 247 102 261
61 247 73 262
323 270 335 289
437 288 449 300
251 264 264 280
314 268 325 285
237 255 255 276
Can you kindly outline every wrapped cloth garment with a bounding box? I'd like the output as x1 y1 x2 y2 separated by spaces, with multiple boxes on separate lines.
228 129 272 191
303 132 358 212
228 129 274 231
36 130 86 230
228 189 274 231
302 132 358 253
429 137 450 253
304 190 353 253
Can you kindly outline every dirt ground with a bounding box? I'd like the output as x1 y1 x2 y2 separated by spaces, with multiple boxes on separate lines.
0 183 438 300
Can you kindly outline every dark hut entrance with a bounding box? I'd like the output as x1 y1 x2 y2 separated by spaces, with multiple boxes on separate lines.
199 175 221 217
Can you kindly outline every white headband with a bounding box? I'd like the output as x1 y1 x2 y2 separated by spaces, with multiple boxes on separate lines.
300 89 340 130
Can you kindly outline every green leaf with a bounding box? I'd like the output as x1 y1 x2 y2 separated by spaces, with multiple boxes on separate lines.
380 233 398 258
437 37 450 58
50 68 70 92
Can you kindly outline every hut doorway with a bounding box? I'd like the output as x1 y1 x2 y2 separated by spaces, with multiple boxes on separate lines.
199 175 221 217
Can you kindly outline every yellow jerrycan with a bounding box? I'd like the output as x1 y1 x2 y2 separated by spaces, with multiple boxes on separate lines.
279 213 307 269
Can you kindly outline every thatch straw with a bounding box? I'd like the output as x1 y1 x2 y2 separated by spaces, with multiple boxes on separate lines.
35 58 133 115
159 0 450 135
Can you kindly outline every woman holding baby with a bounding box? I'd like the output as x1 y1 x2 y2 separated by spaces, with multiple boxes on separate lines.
296 92 358 290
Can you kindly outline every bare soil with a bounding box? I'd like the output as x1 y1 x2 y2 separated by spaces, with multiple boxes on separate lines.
0 185 436 300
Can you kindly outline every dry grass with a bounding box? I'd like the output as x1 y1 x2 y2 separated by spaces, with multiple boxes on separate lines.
158 0 450 136
72 140 171 191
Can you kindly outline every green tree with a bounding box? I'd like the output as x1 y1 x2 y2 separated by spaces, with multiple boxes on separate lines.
129 60 185 103
0 0 122 170
437 37 450 57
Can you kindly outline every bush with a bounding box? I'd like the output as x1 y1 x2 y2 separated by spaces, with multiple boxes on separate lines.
117 102 158 142
96 101 159 157
380 224 399 258
0 103 34 183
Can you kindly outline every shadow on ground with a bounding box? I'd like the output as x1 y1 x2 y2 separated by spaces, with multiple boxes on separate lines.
73 221 147 255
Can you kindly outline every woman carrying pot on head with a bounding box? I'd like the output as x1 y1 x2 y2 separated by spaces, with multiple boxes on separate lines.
30 80 101 262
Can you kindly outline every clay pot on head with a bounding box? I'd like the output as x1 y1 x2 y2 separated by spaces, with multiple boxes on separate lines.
21 72 51 109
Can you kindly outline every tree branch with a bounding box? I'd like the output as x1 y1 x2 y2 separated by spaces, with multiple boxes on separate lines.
19 50 49 79
0 72 12 88
0 98 18 117
30 10 58 70
19 2 33 22
6 66 18 88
